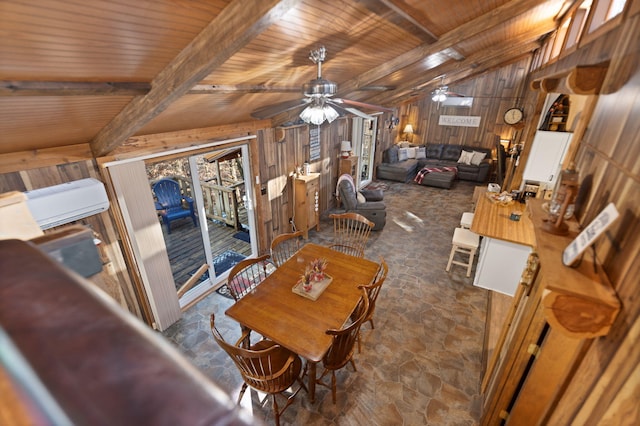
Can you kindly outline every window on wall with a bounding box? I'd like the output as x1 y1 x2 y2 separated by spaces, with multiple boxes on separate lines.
606 0 626 19
534 0 627 69
564 3 590 51
542 34 555 64
587 0 627 35
551 19 570 59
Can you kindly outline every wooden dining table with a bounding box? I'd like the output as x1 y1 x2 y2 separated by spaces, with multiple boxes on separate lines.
225 243 380 402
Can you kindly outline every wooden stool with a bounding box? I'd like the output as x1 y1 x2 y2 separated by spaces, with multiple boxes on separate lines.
460 212 474 229
446 227 480 277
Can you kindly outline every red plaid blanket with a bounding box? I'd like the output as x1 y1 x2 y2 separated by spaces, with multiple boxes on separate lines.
414 166 458 184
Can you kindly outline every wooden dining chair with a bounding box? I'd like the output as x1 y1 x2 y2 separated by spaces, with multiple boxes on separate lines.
210 314 306 426
328 212 374 258
314 288 369 404
356 257 389 353
270 230 303 267
226 254 271 302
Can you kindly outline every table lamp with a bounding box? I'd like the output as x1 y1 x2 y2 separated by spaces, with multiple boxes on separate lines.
403 124 414 143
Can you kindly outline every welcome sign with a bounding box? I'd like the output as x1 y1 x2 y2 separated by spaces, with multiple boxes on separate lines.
438 115 481 127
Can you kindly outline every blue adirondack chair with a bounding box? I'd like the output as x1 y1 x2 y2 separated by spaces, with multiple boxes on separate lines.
152 178 198 234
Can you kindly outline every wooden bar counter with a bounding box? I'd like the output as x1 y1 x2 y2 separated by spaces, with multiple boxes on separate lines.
471 192 536 247
470 192 536 296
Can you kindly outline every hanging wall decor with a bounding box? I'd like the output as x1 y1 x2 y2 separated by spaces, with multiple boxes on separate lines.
309 126 320 161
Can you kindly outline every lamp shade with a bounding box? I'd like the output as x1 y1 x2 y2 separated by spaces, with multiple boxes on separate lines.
403 124 414 134
340 140 352 152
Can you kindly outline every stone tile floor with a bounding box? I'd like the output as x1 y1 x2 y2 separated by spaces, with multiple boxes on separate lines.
162 180 489 425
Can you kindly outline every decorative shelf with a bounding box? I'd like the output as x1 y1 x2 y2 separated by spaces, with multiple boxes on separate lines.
528 198 620 338
530 62 609 95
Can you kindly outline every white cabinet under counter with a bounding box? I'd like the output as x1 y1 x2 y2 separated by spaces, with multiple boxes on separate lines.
474 237 531 296
470 193 536 295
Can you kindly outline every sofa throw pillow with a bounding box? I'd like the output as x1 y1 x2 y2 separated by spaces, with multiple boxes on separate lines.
406 147 417 159
470 151 487 166
357 192 366 203
457 150 474 165
384 146 399 164
416 147 426 159
398 148 409 161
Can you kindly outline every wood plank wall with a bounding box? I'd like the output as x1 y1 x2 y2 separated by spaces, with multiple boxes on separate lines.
388 57 532 155
256 117 353 246
531 10 640 423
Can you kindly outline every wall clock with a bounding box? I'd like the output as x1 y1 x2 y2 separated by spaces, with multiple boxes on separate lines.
504 108 524 125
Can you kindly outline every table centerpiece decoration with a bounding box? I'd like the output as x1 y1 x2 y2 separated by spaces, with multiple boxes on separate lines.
292 258 332 300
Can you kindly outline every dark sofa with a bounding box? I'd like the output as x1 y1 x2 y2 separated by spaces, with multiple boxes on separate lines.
376 145 419 182
376 144 492 183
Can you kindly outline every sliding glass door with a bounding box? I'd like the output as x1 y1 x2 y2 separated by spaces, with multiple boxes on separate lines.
146 143 257 307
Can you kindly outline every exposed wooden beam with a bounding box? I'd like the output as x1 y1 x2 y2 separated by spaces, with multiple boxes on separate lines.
369 38 542 106
357 0 437 43
378 0 439 41
189 84 300 94
339 0 555 97
90 0 302 157
363 21 554 105
0 81 150 97
0 144 93 174
188 84 395 94
99 120 272 163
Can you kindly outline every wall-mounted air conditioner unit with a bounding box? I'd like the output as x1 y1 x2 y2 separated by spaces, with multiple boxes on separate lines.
25 178 110 230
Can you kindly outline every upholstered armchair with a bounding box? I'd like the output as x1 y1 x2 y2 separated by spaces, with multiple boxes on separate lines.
336 174 386 230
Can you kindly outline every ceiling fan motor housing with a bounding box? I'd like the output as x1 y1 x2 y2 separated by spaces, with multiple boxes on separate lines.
303 78 338 97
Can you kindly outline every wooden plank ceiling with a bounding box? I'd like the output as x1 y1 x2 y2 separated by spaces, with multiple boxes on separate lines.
0 0 568 156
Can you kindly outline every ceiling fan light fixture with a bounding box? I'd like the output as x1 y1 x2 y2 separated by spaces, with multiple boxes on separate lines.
432 93 447 102
432 87 448 103
300 104 339 125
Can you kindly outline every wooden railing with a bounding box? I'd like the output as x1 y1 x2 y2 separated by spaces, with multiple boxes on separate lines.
151 175 245 230
200 181 243 230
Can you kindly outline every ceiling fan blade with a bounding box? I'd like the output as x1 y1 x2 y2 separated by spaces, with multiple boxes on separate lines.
251 98 310 119
327 101 374 120
344 107 376 120
357 85 396 91
333 98 393 113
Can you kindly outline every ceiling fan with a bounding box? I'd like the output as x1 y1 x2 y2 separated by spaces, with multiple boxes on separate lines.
251 46 392 125
430 75 472 107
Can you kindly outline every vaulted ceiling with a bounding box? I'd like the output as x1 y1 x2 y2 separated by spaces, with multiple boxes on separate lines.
0 0 569 157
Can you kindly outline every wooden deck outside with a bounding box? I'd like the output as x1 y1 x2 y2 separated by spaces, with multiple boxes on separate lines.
161 206 251 290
